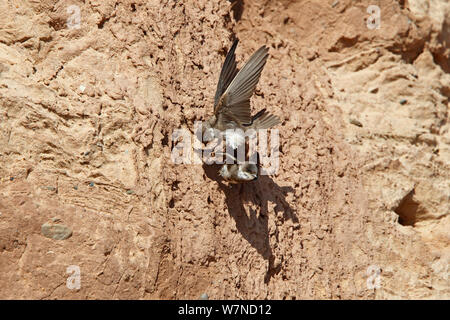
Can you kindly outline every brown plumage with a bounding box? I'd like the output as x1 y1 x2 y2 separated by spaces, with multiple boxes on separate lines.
244 108 280 130
203 39 280 147
218 152 259 184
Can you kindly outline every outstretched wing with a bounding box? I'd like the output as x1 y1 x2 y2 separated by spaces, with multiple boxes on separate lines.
215 45 269 125
243 108 280 129
214 39 239 108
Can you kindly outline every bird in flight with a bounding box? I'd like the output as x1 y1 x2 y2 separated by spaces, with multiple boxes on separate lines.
202 39 280 150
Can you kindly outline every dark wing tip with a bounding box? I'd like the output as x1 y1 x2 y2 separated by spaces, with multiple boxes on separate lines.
214 39 240 108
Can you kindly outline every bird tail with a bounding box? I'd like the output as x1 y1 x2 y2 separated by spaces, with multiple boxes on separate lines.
247 108 280 130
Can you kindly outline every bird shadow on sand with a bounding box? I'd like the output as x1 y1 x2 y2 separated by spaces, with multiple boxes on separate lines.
202 163 297 283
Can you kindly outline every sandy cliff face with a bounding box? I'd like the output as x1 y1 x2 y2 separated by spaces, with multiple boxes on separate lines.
0 0 448 299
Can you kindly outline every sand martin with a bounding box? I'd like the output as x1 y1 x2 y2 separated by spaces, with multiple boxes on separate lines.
202 39 280 149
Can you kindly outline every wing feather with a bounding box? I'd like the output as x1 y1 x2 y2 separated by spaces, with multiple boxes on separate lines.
214 40 239 108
